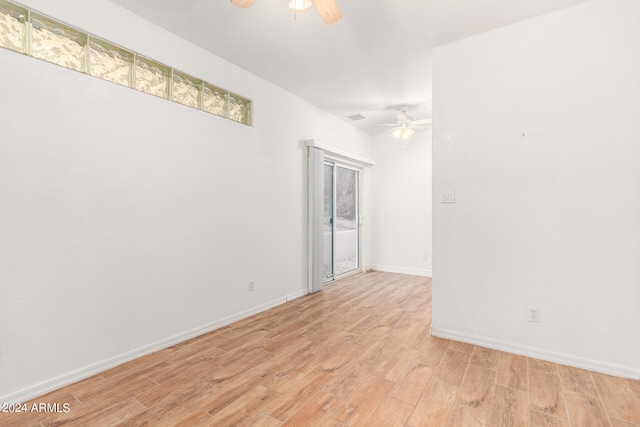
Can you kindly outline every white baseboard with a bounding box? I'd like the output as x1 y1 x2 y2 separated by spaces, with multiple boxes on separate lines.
2 295 301 404
431 327 640 380
372 265 432 277
286 289 308 302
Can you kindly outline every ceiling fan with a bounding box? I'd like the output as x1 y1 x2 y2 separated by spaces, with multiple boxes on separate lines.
378 106 432 142
230 0 343 25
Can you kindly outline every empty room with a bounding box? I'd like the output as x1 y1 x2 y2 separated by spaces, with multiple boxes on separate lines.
1 0 639 425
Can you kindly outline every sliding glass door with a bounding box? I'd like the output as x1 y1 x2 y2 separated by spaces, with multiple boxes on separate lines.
324 161 359 282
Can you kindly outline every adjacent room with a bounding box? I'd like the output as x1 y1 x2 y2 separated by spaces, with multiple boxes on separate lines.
1 0 639 425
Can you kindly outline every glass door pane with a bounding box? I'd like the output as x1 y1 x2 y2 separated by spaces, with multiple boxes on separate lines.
335 166 358 276
323 164 334 281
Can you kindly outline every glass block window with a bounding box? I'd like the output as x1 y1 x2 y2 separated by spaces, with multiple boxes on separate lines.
229 93 251 125
0 0 252 126
0 1 26 53
31 13 86 72
172 72 201 109
89 37 133 87
203 84 228 118
135 56 170 99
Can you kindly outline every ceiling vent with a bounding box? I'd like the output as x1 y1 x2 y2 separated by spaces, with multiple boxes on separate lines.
347 114 366 121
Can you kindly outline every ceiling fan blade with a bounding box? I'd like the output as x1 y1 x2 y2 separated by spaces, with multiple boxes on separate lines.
311 0 342 25
230 0 256 8
373 123 399 127
409 119 432 125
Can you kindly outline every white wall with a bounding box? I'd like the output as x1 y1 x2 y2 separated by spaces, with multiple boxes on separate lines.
370 132 432 276
0 0 374 401
433 0 640 378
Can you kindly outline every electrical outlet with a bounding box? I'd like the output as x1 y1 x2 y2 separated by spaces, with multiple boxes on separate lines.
248 280 254 292
528 306 540 323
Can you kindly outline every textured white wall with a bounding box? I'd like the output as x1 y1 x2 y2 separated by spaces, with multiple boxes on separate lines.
370 131 432 276
432 0 640 377
0 0 373 400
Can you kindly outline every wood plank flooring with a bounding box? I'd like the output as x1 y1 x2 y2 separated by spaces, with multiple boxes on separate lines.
2 271 640 426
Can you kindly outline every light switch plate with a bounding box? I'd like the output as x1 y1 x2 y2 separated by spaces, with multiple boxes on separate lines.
441 190 455 203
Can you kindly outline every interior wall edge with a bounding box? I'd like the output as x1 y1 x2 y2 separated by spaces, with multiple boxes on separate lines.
431 327 640 381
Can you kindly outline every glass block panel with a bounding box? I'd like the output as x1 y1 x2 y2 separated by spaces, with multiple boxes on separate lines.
173 72 201 109
229 93 251 125
31 14 86 72
0 1 253 126
89 37 133 87
0 1 27 53
135 56 169 99
203 84 228 117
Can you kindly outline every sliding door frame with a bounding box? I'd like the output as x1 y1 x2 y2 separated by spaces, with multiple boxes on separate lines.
306 140 374 294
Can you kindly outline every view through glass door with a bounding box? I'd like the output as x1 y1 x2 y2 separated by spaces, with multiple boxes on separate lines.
324 162 359 282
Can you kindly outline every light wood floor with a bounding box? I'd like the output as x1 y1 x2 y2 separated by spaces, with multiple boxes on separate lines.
3 271 640 426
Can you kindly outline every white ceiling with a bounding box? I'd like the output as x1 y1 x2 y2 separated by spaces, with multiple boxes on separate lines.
109 0 587 134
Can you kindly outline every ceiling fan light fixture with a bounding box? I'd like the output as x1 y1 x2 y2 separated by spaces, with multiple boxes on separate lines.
289 0 312 12
381 106 430 142
401 127 415 139
233 0 341 24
